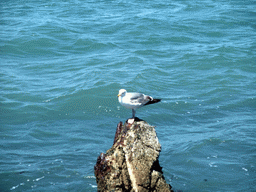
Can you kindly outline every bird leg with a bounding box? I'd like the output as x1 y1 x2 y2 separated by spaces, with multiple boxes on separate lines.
132 109 136 118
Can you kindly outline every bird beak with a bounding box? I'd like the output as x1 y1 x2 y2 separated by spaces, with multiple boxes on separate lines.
117 94 120 97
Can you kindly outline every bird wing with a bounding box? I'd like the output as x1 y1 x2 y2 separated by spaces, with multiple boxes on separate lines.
128 93 151 105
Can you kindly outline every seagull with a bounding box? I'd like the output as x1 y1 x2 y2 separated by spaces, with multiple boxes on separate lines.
117 89 161 118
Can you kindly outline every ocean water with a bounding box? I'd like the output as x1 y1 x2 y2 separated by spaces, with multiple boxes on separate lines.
1 0 256 191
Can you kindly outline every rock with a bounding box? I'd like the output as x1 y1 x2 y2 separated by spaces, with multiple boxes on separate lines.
94 119 173 192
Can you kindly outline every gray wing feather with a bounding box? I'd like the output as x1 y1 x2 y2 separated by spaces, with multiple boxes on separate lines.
129 93 151 105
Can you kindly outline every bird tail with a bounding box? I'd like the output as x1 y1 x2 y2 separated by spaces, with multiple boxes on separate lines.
144 98 161 106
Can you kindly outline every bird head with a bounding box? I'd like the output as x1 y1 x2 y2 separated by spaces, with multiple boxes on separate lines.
117 89 127 97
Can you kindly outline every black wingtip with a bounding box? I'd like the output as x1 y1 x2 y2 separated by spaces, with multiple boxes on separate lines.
144 98 161 106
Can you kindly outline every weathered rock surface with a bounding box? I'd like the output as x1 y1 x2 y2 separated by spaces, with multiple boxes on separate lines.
94 119 173 192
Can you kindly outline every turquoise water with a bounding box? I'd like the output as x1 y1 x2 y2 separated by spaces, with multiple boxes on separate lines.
1 0 256 191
